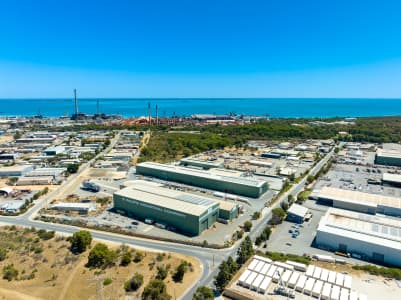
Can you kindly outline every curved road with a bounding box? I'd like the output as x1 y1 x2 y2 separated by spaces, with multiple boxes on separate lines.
0 143 336 299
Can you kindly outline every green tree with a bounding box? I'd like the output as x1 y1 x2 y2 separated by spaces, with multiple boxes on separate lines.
270 208 286 225
236 236 254 266
142 279 171 300
134 251 144 263
120 250 132 266
172 261 188 283
306 175 315 184
67 163 80 174
86 243 117 268
243 221 252 232
252 211 261 220
213 261 232 293
69 230 92 253
192 286 214 300
125 273 144 292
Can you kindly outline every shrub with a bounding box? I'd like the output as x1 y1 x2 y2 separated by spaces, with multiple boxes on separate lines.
0 248 7 261
141 279 171 300
352 265 401 280
3 264 18 281
120 250 132 266
243 221 252 232
69 230 92 254
134 251 144 263
86 243 117 269
155 264 169 280
103 278 113 285
125 273 144 292
252 211 261 220
193 286 214 300
37 229 55 240
172 261 188 282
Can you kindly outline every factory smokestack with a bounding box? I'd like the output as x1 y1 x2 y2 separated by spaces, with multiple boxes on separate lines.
74 89 78 117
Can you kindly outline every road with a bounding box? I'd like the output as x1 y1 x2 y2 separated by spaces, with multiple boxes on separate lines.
0 143 337 300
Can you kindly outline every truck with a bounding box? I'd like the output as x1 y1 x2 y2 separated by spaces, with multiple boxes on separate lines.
81 180 100 192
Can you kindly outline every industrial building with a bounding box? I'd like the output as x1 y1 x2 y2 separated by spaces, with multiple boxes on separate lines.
316 208 401 266
135 162 268 198
286 204 309 223
375 148 401 167
382 173 401 187
0 165 34 177
317 186 401 217
114 182 221 236
180 156 224 169
43 146 65 156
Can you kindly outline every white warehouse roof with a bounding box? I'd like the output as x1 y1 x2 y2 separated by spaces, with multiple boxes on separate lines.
317 207 401 252
287 203 308 218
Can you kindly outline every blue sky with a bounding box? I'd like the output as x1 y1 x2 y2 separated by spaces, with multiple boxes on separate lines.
0 0 401 98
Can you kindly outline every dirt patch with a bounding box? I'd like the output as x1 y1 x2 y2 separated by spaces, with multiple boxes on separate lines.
0 226 200 300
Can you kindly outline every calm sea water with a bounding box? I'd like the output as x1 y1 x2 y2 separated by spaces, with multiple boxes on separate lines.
0 98 401 118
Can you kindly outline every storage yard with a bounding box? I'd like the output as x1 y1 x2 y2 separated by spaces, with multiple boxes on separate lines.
225 255 399 300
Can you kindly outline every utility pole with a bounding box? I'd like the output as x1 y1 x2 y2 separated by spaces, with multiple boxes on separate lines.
147 102 151 125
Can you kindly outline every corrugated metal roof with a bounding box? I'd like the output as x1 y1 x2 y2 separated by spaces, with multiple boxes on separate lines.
318 208 401 250
318 186 401 209
114 184 218 216
137 162 266 187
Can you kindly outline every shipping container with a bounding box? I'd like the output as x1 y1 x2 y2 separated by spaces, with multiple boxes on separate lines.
281 270 293 285
238 269 251 286
313 266 323 279
274 261 295 271
254 261 265 273
266 265 278 278
295 274 307 292
344 275 352 289
260 263 271 275
259 276 272 294
321 282 332 300
335 273 345 287
340 288 349 300
272 267 284 283
304 277 316 295
251 274 265 291
286 260 307 272
245 271 258 288
288 272 300 288
306 265 315 277
328 271 337 284
320 269 329 282
312 280 324 298
331 285 340 300
248 258 259 271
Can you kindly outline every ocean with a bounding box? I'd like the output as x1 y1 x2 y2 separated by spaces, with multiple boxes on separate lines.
0 98 401 118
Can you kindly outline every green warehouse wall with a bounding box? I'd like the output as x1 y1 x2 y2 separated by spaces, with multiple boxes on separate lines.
113 194 219 236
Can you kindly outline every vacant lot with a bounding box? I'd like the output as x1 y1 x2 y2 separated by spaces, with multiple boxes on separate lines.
0 226 199 300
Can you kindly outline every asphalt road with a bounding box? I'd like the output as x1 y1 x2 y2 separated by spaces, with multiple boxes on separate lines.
0 142 336 300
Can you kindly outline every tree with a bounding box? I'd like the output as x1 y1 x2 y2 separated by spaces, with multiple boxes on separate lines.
213 261 232 292
0 248 7 261
243 221 252 232
306 175 315 184
69 230 92 253
270 208 286 225
281 201 289 211
125 273 144 292
134 251 144 262
192 286 214 300
67 163 79 174
120 250 132 266
252 211 261 220
226 256 238 274
142 279 171 300
172 261 188 282
236 236 254 266
86 243 117 268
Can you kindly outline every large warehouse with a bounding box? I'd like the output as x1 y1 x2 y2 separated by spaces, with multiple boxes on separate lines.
375 149 401 167
114 181 232 236
316 208 401 266
317 186 401 217
135 162 268 198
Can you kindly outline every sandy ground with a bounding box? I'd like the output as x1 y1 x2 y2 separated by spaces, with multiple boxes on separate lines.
0 226 200 300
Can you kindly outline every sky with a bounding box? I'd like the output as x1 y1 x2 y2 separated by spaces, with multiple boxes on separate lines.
0 0 401 98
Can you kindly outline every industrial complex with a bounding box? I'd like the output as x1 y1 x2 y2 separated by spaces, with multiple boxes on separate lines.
113 180 239 236
135 162 269 198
